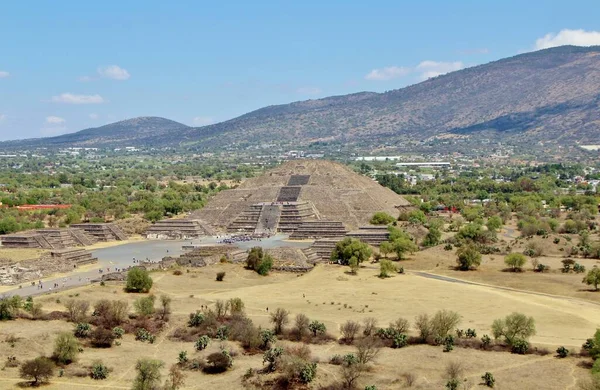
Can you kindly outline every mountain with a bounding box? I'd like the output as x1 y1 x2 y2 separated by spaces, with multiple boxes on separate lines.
3 45 600 151
2 117 189 148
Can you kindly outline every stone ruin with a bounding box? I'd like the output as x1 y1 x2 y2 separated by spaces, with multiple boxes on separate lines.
0 248 98 285
145 218 216 240
1 227 97 249
69 223 128 242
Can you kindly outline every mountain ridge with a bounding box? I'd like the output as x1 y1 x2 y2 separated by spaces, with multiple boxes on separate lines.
2 45 600 151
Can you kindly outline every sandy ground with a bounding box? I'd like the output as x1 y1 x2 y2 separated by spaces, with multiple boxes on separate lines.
1 262 598 389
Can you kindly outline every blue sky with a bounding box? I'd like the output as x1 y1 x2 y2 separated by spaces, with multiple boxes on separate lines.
1 0 600 140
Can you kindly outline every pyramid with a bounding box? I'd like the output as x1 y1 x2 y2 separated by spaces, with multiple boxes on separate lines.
193 160 410 234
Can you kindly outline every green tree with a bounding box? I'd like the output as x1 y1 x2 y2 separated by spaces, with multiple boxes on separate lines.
133 359 164 390
126 268 153 293
486 216 503 232
331 238 372 268
456 245 482 270
379 241 393 258
583 267 600 291
392 237 418 260
370 212 395 225
53 332 81 364
491 313 536 345
504 253 527 272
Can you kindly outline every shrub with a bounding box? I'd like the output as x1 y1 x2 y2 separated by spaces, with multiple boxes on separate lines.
379 259 397 278
491 313 536 345
330 237 373 268
511 339 529 354
126 267 153 293
556 346 569 358
173 269 183 276
93 299 128 328
20 357 54 385
112 327 125 339
216 272 226 281
228 298 244 314
134 295 156 316
431 310 461 340
90 361 109 380
309 320 327 337
504 253 527 271
206 351 232 373
481 372 495 388
91 327 116 348
415 313 432 342
481 334 492 349
263 346 284 372
370 212 395 225
188 311 205 327
294 314 310 340
456 245 482 270
392 333 408 348
356 337 381 365
443 335 455 352
135 328 154 343
363 317 378 337
260 329 276 349
390 317 410 334
217 326 229 340
583 267 600 291
444 243 453 251
270 308 289 335
74 323 92 338
64 300 90 323
574 263 586 274
133 359 164 390
341 320 361 344
178 351 188 364
195 335 210 351
299 362 317 383
246 247 274 275
446 379 460 390
53 332 80 364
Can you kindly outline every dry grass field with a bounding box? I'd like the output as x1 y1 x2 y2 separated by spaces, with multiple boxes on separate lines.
1 259 599 389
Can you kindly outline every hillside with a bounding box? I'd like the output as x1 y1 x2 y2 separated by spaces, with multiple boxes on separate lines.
3 45 600 151
2 117 189 148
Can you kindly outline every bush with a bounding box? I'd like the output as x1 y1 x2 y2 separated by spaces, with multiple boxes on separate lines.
263 346 284 371
91 327 116 348
431 310 461 340
379 259 397 278
53 332 80 364
309 320 327 337
370 212 395 225
205 351 232 373
126 268 153 293
270 308 289 335
456 245 482 270
511 339 529 354
90 361 109 380
178 351 188 364
133 359 164 390
229 298 245 314
299 362 317 383
294 314 310 341
341 320 361 344
216 326 229 341
392 333 408 348
246 247 274 275
134 295 156 316
195 335 210 351
113 327 125 339
216 272 226 281
64 300 90 323
20 357 54 385
481 334 492 349
504 253 527 271
330 237 373 270
556 346 569 358
491 312 536 345
363 317 378 337
93 299 128 328
74 323 92 338
583 267 600 291
135 328 155 343
481 372 495 388
188 311 205 327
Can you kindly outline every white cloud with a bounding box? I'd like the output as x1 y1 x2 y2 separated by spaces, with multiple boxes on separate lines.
78 75 94 82
296 86 322 95
50 93 105 104
535 29 600 50
46 116 66 124
365 66 411 81
0 114 6 122
416 60 464 79
192 116 215 126
0 71 9 78
89 113 99 120
97 65 130 80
